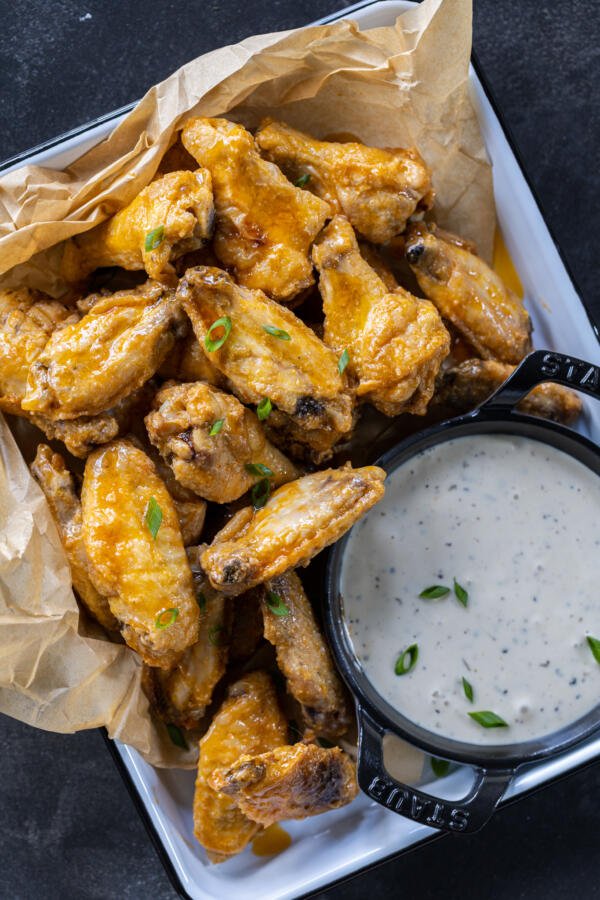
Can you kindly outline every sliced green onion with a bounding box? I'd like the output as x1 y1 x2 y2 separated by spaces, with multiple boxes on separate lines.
208 626 225 647
144 225 165 252
462 677 474 703
468 710 508 728
263 325 291 341
266 591 289 617
395 643 418 676
257 397 272 421
145 496 163 540
454 578 469 607
430 757 450 778
166 723 188 750
156 607 179 629
197 592 206 613
586 635 600 664
245 462 274 478
294 173 311 188
205 316 232 352
251 478 271 509
419 585 450 599
338 348 350 374
209 418 224 436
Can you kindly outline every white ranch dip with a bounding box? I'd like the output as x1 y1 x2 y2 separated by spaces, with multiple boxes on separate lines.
342 434 600 745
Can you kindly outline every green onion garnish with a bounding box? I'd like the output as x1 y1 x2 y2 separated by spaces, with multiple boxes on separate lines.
209 418 224 436
166 723 188 750
251 478 271 509
454 578 469 607
155 607 179 629
419 585 450 599
197 592 206 613
245 462 274 478
263 325 291 341
208 626 225 647
145 496 162 540
394 643 418 676
462 677 474 702
468 710 508 728
205 316 232 352
294 173 311 188
430 757 450 777
338 348 350 374
266 591 289 617
144 225 165 252
586 635 600 664
257 397 272 421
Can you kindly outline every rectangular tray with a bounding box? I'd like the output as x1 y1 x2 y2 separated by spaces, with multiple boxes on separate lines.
4 2 599 898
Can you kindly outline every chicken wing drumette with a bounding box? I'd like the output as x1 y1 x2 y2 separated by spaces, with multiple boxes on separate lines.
81 439 200 668
181 118 330 302
62 169 214 283
405 223 532 364
313 216 450 416
256 118 433 244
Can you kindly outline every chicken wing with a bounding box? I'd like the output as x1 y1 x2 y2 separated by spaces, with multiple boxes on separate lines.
209 742 357 827
193 671 288 860
201 465 385 596
262 570 351 738
30 445 118 632
255 118 433 244
159 331 225 387
61 169 214 283
145 381 299 503
81 439 199 668
405 223 532 363
178 266 353 458
23 281 185 419
433 358 582 425
181 118 330 302
313 216 450 416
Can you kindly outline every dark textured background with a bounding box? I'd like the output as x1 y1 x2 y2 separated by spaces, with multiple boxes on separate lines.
1 1 599 898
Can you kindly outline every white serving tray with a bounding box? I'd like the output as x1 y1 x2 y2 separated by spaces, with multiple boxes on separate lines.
4 2 599 898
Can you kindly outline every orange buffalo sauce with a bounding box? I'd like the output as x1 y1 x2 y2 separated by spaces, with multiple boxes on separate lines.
252 823 292 857
493 227 524 299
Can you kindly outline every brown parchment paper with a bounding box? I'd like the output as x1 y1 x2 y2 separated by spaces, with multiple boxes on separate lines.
0 0 494 767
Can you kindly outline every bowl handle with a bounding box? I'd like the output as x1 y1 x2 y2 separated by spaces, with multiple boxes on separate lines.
479 350 600 414
357 707 513 834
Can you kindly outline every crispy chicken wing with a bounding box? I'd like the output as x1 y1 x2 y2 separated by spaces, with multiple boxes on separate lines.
81 439 199 668
209 742 357 827
61 170 214 283
193 671 288 860
23 282 185 419
181 118 330 302
313 216 450 416
30 444 118 632
145 381 299 503
434 358 582 425
405 223 532 363
262 570 351 738
178 266 353 458
159 332 225 387
201 465 385 596
255 119 433 244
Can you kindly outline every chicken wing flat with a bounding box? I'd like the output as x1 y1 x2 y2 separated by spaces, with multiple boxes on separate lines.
313 216 450 416
405 223 532 364
193 670 288 860
178 266 353 455
23 281 185 419
255 119 433 244
61 169 214 283
201 465 385 596
262 570 351 738
181 118 330 302
209 742 357 828
145 381 299 503
30 445 117 632
81 440 199 668
434 358 582 425
159 331 225 387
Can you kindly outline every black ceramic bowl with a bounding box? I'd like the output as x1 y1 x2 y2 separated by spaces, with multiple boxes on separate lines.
325 350 600 833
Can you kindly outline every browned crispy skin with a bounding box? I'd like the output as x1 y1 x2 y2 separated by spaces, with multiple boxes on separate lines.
229 587 265 662
209 742 357 827
158 331 225 387
434 358 583 425
201 465 386 596
81 440 200 668
181 117 330 302
313 216 450 416
23 282 185 420
30 445 118 631
145 381 299 503
193 671 288 860
61 170 214 283
405 223 532 364
262 571 351 738
177 266 354 457
256 119 433 244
